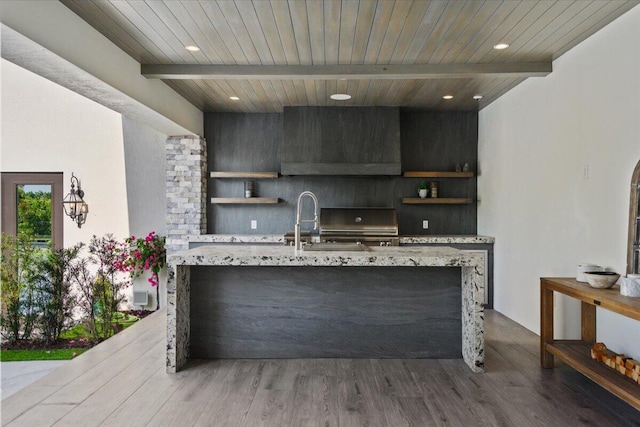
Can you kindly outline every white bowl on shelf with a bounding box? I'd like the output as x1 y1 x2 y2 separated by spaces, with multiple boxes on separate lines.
583 271 620 289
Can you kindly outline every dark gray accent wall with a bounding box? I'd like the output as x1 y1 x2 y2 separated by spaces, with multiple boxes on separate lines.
206 113 282 172
399 111 478 236
190 266 462 359
281 107 401 175
205 111 477 235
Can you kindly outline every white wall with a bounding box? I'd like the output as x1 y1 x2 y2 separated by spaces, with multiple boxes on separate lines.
478 6 640 358
1 59 172 308
122 116 168 309
1 58 129 247
122 116 167 237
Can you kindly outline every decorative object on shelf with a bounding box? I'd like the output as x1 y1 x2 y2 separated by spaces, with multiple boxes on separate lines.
591 342 640 384
576 263 604 282
463 163 470 172
62 172 88 228
210 172 279 204
418 181 428 198
429 181 439 198
583 271 620 289
244 180 254 198
620 275 640 297
455 163 462 172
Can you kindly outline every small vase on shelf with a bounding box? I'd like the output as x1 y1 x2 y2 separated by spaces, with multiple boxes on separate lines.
418 181 428 198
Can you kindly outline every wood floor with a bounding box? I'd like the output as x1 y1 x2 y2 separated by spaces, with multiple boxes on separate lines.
2 309 639 426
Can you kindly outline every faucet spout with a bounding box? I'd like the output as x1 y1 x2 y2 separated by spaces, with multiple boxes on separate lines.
295 191 319 251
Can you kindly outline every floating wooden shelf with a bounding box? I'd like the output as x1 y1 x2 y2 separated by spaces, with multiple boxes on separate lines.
210 172 279 179
211 197 279 204
402 198 473 205
403 171 474 178
545 340 640 410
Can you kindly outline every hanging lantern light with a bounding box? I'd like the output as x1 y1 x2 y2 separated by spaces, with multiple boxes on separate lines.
62 173 88 228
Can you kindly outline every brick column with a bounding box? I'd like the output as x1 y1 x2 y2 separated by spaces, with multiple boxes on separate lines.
165 135 207 253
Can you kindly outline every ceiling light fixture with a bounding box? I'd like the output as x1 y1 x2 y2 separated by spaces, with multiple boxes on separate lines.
185 45 200 52
229 96 240 101
442 95 454 100
330 93 351 101
493 43 510 50
473 95 483 100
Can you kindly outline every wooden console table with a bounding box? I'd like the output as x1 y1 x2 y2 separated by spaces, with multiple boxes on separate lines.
540 277 640 410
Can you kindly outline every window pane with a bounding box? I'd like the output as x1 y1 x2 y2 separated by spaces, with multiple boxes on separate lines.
17 184 52 247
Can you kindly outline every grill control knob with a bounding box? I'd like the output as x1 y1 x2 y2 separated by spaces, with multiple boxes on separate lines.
355 217 362 223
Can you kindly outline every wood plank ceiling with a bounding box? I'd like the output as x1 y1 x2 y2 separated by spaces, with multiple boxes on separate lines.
61 0 638 113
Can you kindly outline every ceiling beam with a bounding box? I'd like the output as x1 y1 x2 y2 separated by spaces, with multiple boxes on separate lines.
1 24 200 136
141 63 552 80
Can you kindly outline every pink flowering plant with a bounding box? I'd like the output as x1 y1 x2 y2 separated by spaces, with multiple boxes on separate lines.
118 232 166 287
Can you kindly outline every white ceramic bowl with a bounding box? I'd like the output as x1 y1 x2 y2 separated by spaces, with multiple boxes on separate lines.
583 272 620 289
576 264 603 282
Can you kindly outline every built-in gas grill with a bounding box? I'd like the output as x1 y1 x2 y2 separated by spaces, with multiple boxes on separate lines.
319 207 399 246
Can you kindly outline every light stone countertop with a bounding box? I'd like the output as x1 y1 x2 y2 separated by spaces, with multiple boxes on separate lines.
187 234 495 244
166 243 486 374
169 244 484 267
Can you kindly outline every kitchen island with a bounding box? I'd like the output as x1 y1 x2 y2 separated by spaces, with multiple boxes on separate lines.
167 245 485 373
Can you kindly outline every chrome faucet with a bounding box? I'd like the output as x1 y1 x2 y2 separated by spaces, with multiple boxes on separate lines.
295 191 319 251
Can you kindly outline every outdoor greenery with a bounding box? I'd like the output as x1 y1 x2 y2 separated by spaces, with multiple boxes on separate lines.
17 186 52 239
0 348 88 362
117 232 166 310
0 313 142 361
0 233 40 341
35 244 82 343
86 234 130 339
0 232 165 358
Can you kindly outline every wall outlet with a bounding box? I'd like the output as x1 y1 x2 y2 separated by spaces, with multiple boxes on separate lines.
422 220 429 229
250 220 257 229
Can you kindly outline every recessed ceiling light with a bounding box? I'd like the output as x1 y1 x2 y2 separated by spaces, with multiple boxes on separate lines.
473 95 483 100
330 93 351 101
442 95 454 100
229 96 240 101
493 43 510 50
185 45 200 52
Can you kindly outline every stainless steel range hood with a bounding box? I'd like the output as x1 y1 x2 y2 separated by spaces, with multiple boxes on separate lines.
281 107 401 176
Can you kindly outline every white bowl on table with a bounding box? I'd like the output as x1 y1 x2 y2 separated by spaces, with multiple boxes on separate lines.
576 264 603 282
583 271 620 289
